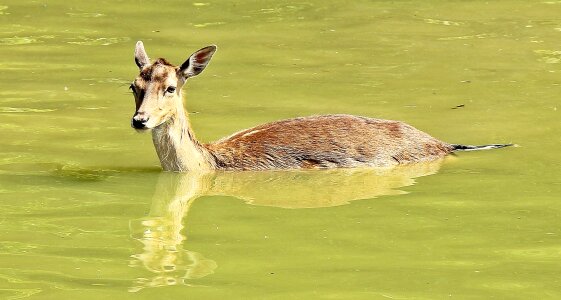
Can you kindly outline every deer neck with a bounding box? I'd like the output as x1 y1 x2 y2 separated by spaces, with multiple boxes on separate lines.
151 104 215 172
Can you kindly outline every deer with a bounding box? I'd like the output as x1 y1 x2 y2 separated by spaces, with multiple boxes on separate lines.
130 41 512 172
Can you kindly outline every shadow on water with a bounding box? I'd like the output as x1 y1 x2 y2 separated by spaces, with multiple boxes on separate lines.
0 162 161 180
128 160 445 292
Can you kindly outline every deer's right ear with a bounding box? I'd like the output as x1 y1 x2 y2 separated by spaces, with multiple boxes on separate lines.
178 45 217 78
134 41 150 69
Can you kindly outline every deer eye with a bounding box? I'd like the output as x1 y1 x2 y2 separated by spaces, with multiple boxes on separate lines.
166 86 176 94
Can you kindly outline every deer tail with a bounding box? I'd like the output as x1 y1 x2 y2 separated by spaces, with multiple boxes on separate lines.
451 143 514 151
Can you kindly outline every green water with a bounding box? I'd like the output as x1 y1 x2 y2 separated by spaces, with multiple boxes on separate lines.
1 0 560 298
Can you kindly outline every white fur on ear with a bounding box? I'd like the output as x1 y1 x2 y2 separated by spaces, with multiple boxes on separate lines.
135 41 150 69
179 45 217 78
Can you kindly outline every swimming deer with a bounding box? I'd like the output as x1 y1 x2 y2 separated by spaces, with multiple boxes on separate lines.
130 41 512 172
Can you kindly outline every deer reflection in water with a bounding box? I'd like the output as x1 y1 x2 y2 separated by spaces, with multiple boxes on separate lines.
128 160 445 291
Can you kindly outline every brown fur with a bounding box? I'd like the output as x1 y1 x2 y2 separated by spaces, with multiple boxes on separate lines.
204 115 453 170
131 42 456 172
139 59 174 82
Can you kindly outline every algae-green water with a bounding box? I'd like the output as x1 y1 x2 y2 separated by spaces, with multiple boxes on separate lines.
1 1 560 299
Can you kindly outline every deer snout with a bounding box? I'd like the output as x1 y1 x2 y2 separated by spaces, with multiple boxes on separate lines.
132 113 149 129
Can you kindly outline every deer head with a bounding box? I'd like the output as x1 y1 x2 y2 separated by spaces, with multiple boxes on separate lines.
130 41 216 130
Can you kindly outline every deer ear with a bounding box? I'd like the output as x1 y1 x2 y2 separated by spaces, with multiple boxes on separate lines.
178 45 217 78
134 41 150 69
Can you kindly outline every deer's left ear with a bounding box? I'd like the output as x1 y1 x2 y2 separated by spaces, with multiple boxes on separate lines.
178 45 217 78
134 41 150 69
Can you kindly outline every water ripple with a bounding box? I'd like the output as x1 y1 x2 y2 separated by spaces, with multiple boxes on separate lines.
438 33 497 41
0 5 9 15
0 107 56 113
66 12 105 18
424 18 462 26
0 35 55 45
67 36 130 46
193 22 225 28
534 49 561 63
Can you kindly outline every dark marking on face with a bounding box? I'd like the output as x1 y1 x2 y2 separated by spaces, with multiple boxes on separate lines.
153 72 168 82
139 67 152 81
139 58 175 81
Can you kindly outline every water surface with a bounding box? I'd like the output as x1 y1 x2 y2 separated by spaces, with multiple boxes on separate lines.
1 1 560 299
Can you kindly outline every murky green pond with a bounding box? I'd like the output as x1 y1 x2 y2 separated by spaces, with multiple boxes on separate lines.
1 0 561 299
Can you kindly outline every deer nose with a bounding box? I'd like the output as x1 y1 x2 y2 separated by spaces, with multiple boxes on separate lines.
132 115 149 129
